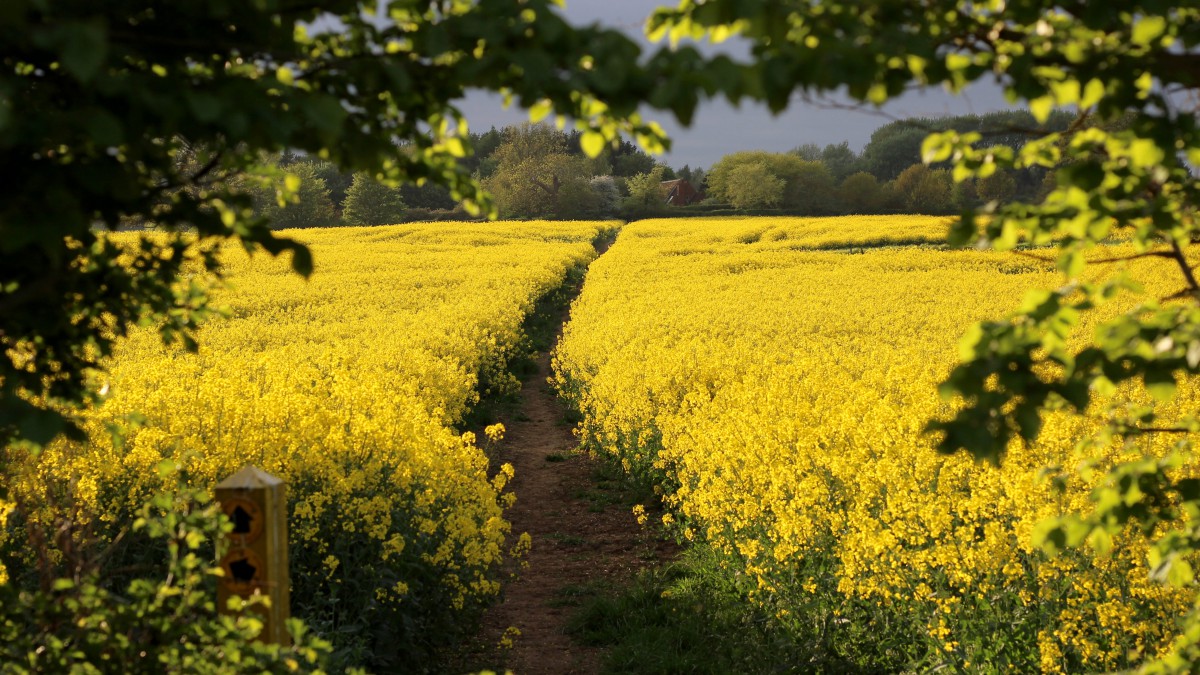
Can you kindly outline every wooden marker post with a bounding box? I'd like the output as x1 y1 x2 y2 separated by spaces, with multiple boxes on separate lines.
215 465 290 644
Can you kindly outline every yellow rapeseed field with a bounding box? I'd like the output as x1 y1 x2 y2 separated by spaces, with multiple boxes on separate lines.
5 220 614 663
554 216 1198 671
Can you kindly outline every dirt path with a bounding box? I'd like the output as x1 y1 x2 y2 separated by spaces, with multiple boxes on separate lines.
465 267 676 674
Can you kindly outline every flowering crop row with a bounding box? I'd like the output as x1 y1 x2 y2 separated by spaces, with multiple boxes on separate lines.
3 220 614 668
554 216 1197 671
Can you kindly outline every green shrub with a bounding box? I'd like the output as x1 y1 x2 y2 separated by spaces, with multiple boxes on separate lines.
0 474 337 674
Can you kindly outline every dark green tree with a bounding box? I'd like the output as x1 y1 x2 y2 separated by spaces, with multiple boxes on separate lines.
862 124 928 181
790 143 822 162
255 160 338 229
342 174 407 226
400 183 458 211
609 140 658 177
310 160 354 212
821 141 863 182
976 169 1018 204
892 164 954 214
838 171 887 214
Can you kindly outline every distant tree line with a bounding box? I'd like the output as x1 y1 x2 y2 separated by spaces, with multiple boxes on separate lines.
704 110 1086 215
146 110 1117 229
159 124 686 229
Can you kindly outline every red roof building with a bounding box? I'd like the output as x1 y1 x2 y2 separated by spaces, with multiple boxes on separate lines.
660 179 703 206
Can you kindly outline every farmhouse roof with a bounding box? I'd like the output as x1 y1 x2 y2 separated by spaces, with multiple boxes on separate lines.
660 178 703 205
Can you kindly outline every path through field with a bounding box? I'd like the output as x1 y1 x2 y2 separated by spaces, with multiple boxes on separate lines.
465 253 676 674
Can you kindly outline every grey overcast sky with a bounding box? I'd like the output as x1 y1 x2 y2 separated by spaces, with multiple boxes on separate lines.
455 0 1018 170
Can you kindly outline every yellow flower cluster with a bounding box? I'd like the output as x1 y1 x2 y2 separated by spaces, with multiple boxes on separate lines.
554 216 1196 670
0 498 11 585
10 220 613 656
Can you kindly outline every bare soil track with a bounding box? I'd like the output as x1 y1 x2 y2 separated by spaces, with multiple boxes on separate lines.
462 267 676 674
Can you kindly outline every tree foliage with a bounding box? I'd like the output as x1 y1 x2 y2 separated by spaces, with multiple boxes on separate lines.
623 165 668 208
893 164 954 214
342 174 407 227
652 0 1200 669
481 124 623 218
482 125 605 218
608 141 659 177
860 111 1075 182
862 123 929 181
589 175 623 217
708 151 836 213
254 160 338 229
305 160 355 212
790 143 822 162
837 171 887 214
722 162 785 209
976 169 1018 204
820 141 863 183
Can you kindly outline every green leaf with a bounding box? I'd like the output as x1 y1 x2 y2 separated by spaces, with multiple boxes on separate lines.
529 99 553 123
1033 518 1069 557
1029 96 1054 124
1126 138 1164 167
957 323 985 361
290 244 314 277
305 96 347 134
944 53 972 72
1131 16 1167 46
1088 527 1113 556
83 110 123 147
9 404 68 446
155 459 179 477
645 16 669 43
1176 478 1200 502
1014 402 1043 441
948 213 976 247
1169 558 1195 586
1059 249 1084 279
444 137 467 158
580 130 606 158
188 92 222 122
1080 79 1105 109
1144 368 1177 401
866 83 888 105
1091 375 1116 397
60 23 108 82
921 133 952 164
1019 288 1054 314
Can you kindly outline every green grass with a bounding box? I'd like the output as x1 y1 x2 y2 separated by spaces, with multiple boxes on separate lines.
566 540 932 674
566 546 815 674
572 461 649 513
459 261 588 432
551 580 611 608
545 531 586 547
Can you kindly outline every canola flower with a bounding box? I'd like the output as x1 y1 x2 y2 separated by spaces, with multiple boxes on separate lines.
554 216 1197 671
5 220 614 663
